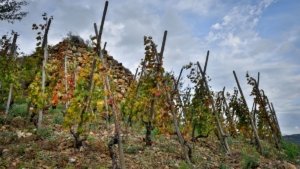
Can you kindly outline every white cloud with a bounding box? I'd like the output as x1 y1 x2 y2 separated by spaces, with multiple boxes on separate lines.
220 33 241 48
212 23 221 30
174 0 226 16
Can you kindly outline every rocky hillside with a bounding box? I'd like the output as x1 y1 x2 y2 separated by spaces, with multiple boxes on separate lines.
48 39 133 101
0 112 299 169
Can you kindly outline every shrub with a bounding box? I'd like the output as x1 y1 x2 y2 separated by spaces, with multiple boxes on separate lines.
164 144 177 153
179 161 190 169
242 154 259 169
16 144 26 156
36 151 52 162
241 147 260 169
219 163 230 169
226 137 234 146
8 103 28 118
260 140 277 158
87 135 96 143
124 145 143 154
89 123 99 131
0 103 5 111
151 127 160 138
49 107 62 115
65 32 85 46
49 105 64 124
282 140 300 163
53 113 64 125
0 115 6 125
0 131 18 145
14 97 28 104
37 127 53 139
49 104 64 114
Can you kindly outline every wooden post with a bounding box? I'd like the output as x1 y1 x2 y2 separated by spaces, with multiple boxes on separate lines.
127 62 147 126
203 50 209 74
159 30 167 63
103 42 107 50
74 60 78 88
175 66 184 91
64 56 69 110
38 18 52 129
264 93 281 146
166 88 192 165
41 19 52 49
173 66 191 121
170 82 193 165
174 66 185 108
93 24 109 127
5 33 18 116
251 72 260 125
93 23 99 41
257 91 280 148
95 1 125 169
250 73 280 148
133 67 139 81
5 84 13 115
233 71 262 153
198 62 230 153
271 103 282 139
135 61 146 91
10 33 18 58
155 32 192 165
222 87 236 136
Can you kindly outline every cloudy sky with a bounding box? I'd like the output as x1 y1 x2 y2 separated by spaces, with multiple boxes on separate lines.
1 0 299 135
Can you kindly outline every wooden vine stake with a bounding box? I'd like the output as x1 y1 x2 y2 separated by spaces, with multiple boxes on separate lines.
95 22 109 126
5 83 13 115
197 53 230 154
93 1 125 169
157 31 193 165
262 91 281 148
171 78 193 165
5 32 18 116
64 56 69 110
233 71 262 154
37 17 52 129
126 66 143 127
270 103 282 140
174 65 189 120
221 87 237 136
248 73 280 148
251 72 260 126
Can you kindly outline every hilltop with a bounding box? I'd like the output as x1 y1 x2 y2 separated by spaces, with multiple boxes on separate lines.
283 134 300 145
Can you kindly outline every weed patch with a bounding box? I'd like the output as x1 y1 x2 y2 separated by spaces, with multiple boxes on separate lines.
282 140 300 164
37 127 53 140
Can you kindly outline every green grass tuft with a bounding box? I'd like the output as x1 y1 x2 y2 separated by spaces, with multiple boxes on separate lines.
282 140 300 164
179 161 191 169
241 146 260 169
8 103 28 118
37 127 53 139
